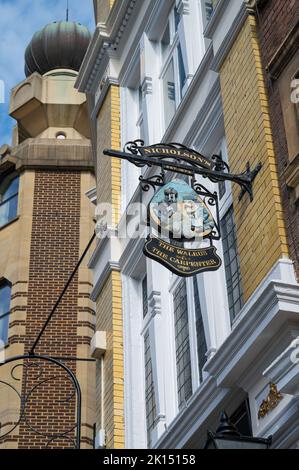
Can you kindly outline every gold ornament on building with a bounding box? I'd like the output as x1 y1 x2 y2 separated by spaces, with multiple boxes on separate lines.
258 383 283 419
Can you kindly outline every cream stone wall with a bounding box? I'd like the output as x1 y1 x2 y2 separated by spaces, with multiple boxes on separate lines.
77 170 96 449
0 169 35 447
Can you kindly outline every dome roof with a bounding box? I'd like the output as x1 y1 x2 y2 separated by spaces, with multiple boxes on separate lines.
25 21 91 77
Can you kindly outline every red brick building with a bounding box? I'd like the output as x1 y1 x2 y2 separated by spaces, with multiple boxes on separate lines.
254 0 299 277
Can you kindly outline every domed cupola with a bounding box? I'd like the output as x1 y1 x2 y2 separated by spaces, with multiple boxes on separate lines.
24 21 91 77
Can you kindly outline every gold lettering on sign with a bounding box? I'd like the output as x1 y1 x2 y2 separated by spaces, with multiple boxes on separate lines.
141 146 212 169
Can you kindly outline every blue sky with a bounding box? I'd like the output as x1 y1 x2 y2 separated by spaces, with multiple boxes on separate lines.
0 0 95 145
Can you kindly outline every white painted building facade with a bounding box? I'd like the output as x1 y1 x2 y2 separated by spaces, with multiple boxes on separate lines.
77 0 299 449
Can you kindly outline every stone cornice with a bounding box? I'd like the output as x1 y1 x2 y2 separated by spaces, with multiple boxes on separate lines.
9 139 94 172
119 234 146 277
154 375 231 449
155 259 299 449
91 76 119 121
204 279 299 388
76 0 138 94
90 259 120 302
184 78 222 147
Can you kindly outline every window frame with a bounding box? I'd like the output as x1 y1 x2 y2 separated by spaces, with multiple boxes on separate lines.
159 5 188 130
0 278 12 345
170 274 208 412
0 172 19 228
143 329 158 447
220 204 244 323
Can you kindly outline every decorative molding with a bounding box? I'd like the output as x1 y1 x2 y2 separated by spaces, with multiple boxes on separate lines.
119 234 146 277
176 0 190 16
204 0 229 39
162 44 214 142
263 337 299 398
258 383 283 419
142 76 153 96
85 186 97 205
184 78 222 148
266 20 299 80
283 153 299 202
90 260 120 302
91 76 120 121
76 0 138 93
148 291 162 318
109 1 138 52
210 3 248 72
203 258 298 388
154 375 231 449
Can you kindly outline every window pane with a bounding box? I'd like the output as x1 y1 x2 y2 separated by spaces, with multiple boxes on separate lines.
163 59 176 128
144 331 157 447
161 22 171 57
174 6 180 32
177 43 187 96
173 280 192 408
0 282 11 344
193 277 207 382
0 176 19 227
0 194 18 227
138 85 143 115
2 177 19 201
142 276 148 318
220 206 243 322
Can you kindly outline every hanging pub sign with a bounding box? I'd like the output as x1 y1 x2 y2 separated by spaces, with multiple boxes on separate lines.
104 141 262 277
144 178 222 276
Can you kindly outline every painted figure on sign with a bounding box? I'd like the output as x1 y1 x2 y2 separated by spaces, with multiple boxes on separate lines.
150 179 216 240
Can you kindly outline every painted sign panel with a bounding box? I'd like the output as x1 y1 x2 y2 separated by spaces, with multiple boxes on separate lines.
149 179 215 240
143 236 222 277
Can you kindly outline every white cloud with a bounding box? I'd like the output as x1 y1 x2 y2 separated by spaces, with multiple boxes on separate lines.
0 0 94 145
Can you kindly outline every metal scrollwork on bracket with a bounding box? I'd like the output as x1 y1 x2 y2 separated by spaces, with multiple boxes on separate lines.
102 140 264 277
105 140 262 202
139 173 165 192
0 354 82 449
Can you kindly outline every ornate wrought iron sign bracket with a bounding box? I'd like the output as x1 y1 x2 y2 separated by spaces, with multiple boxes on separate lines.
103 141 262 277
103 141 262 202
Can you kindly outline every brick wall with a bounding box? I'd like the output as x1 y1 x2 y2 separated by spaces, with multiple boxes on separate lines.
96 86 121 224
256 0 299 276
18 170 82 448
95 83 124 448
220 14 289 301
95 272 124 449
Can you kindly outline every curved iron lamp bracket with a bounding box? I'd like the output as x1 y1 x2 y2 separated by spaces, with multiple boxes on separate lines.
0 354 82 449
